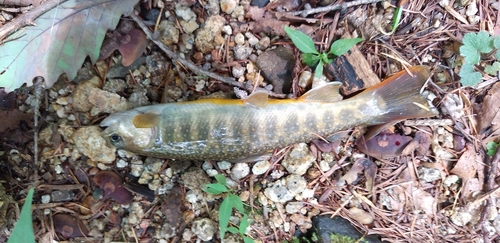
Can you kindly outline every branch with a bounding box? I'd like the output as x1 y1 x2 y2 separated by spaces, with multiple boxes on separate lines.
0 0 66 42
286 0 384 17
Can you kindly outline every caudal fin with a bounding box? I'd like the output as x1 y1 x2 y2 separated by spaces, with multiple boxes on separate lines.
358 65 438 123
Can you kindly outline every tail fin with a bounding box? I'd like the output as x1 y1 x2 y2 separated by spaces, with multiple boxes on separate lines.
358 65 438 123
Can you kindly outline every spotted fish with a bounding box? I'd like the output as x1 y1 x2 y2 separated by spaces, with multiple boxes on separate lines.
100 66 437 161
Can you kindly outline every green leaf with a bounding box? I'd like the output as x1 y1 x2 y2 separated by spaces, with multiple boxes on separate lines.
487 142 499 156
319 52 331 64
202 183 228 194
219 197 232 239
284 26 319 54
239 214 250 234
460 31 494 65
228 194 244 213
462 31 494 53
484 62 500 75
0 0 140 92
328 38 364 56
495 35 500 49
243 236 256 243
314 61 324 78
7 188 35 243
227 226 240 234
496 50 500 61
460 45 481 64
459 63 482 86
214 174 228 187
301 53 320 67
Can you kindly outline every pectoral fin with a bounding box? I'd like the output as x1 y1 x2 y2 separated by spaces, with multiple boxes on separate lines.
244 90 269 108
298 82 343 102
132 113 160 128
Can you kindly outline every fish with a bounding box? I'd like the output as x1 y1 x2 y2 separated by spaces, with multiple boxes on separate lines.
100 65 438 161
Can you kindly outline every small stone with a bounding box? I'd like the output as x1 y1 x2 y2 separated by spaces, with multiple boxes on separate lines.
232 66 246 78
181 167 211 191
180 20 200 34
418 166 441 182
256 36 270 50
298 71 313 88
256 46 295 94
116 159 128 168
103 79 127 93
55 96 70 105
230 163 250 180
240 191 250 201
348 207 374 224
222 25 233 35
72 76 101 112
194 15 225 53
233 45 253 60
264 180 294 203
191 218 215 241
282 143 315 175
319 160 331 172
175 3 197 21
88 88 128 115
218 161 232 170
285 174 307 195
41 194 51 204
443 174 459 187
51 190 74 202
195 80 206 91
220 0 239 14
252 160 270 175
286 202 305 214
72 126 116 163
130 160 144 177
312 75 329 89
245 32 259 46
186 190 199 203
158 21 180 46
450 209 472 226
234 33 245 45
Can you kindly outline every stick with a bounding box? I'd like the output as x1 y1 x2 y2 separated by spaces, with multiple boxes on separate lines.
286 0 384 17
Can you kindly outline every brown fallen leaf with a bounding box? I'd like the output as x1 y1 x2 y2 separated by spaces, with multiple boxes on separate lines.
338 158 376 194
53 214 89 239
0 109 32 133
93 171 133 204
449 144 478 180
478 82 500 135
356 132 413 159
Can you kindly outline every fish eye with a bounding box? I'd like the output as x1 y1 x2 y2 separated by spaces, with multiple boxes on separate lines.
109 134 124 148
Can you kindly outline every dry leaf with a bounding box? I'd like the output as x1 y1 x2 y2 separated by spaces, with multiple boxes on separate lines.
478 82 500 134
449 144 478 180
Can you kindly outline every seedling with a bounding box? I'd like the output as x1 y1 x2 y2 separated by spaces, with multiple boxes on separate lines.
203 174 254 243
486 141 499 156
284 26 363 77
459 31 500 86
7 188 35 243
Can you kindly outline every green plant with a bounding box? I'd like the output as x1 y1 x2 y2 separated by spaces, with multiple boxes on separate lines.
486 141 499 156
284 26 363 78
7 188 35 243
203 174 254 243
459 31 500 86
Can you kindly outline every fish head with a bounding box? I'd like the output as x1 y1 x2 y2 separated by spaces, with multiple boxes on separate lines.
100 110 155 153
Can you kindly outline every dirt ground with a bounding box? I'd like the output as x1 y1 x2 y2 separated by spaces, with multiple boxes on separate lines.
1 0 500 242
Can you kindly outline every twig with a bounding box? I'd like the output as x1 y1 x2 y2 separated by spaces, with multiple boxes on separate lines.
130 14 288 98
33 77 43 178
286 0 384 17
0 0 66 42
479 146 499 243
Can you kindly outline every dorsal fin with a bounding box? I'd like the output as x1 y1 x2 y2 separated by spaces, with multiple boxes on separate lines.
298 82 343 102
132 113 160 128
244 90 269 108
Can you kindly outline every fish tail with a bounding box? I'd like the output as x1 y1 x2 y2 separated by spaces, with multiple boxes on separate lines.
358 65 438 123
